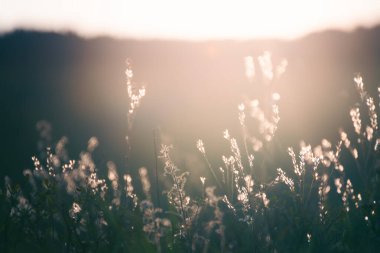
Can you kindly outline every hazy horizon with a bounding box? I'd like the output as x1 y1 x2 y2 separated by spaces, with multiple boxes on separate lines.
1 0 380 40
2 23 380 42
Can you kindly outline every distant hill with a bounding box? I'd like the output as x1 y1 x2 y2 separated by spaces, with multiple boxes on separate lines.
1 26 380 181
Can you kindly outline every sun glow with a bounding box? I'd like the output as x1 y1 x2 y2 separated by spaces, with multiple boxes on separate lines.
1 0 380 39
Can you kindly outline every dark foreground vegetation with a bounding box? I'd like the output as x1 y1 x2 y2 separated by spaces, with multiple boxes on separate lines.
1 49 380 252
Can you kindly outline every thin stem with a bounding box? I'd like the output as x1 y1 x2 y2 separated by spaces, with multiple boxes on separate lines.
153 129 161 208
202 154 222 189
241 126 254 175
172 174 186 225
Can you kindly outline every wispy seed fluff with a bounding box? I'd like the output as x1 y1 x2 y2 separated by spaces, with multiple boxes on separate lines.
354 74 365 99
275 168 295 192
366 97 378 130
244 56 255 81
196 139 205 154
350 107 362 135
257 51 274 81
125 59 146 130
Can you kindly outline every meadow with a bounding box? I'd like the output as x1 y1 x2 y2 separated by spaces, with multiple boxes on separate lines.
1 49 380 253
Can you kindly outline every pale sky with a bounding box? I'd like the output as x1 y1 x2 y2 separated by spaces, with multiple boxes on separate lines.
1 0 380 40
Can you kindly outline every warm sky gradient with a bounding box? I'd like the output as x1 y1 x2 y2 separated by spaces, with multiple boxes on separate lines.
1 0 380 40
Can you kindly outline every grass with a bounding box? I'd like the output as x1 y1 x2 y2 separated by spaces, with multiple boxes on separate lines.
1 53 380 253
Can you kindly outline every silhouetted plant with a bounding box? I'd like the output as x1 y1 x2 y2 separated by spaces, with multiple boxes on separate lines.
1 56 380 253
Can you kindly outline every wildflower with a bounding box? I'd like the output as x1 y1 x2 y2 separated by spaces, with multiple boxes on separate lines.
159 144 172 160
250 99 259 108
354 74 365 99
350 107 362 135
276 59 288 78
288 147 301 176
107 161 118 183
72 202 81 214
238 107 246 126
87 136 99 152
125 59 146 130
272 92 281 101
32 156 42 171
272 104 280 124
223 129 230 140
257 192 270 207
139 167 151 199
321 139 332 149
248 154 254 168
319 174 330 222
258 51 273 81
69 202 82 219
124 175 133 192
140 200 171 247
306 233 312 243
366 126 374 141
354 75 363 90
335 178 342 194
244 175 254 193
196 139 205 154
275 168 295 192
244 56 255 81
366 97 378 130
238 103 245 111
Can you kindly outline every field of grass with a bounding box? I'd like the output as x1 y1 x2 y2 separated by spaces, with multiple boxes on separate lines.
1 53 380 253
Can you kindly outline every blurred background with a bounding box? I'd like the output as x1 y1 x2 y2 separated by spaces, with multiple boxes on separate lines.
1 0 380 186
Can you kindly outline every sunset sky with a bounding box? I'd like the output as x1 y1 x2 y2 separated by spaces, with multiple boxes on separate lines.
1 0 380 40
